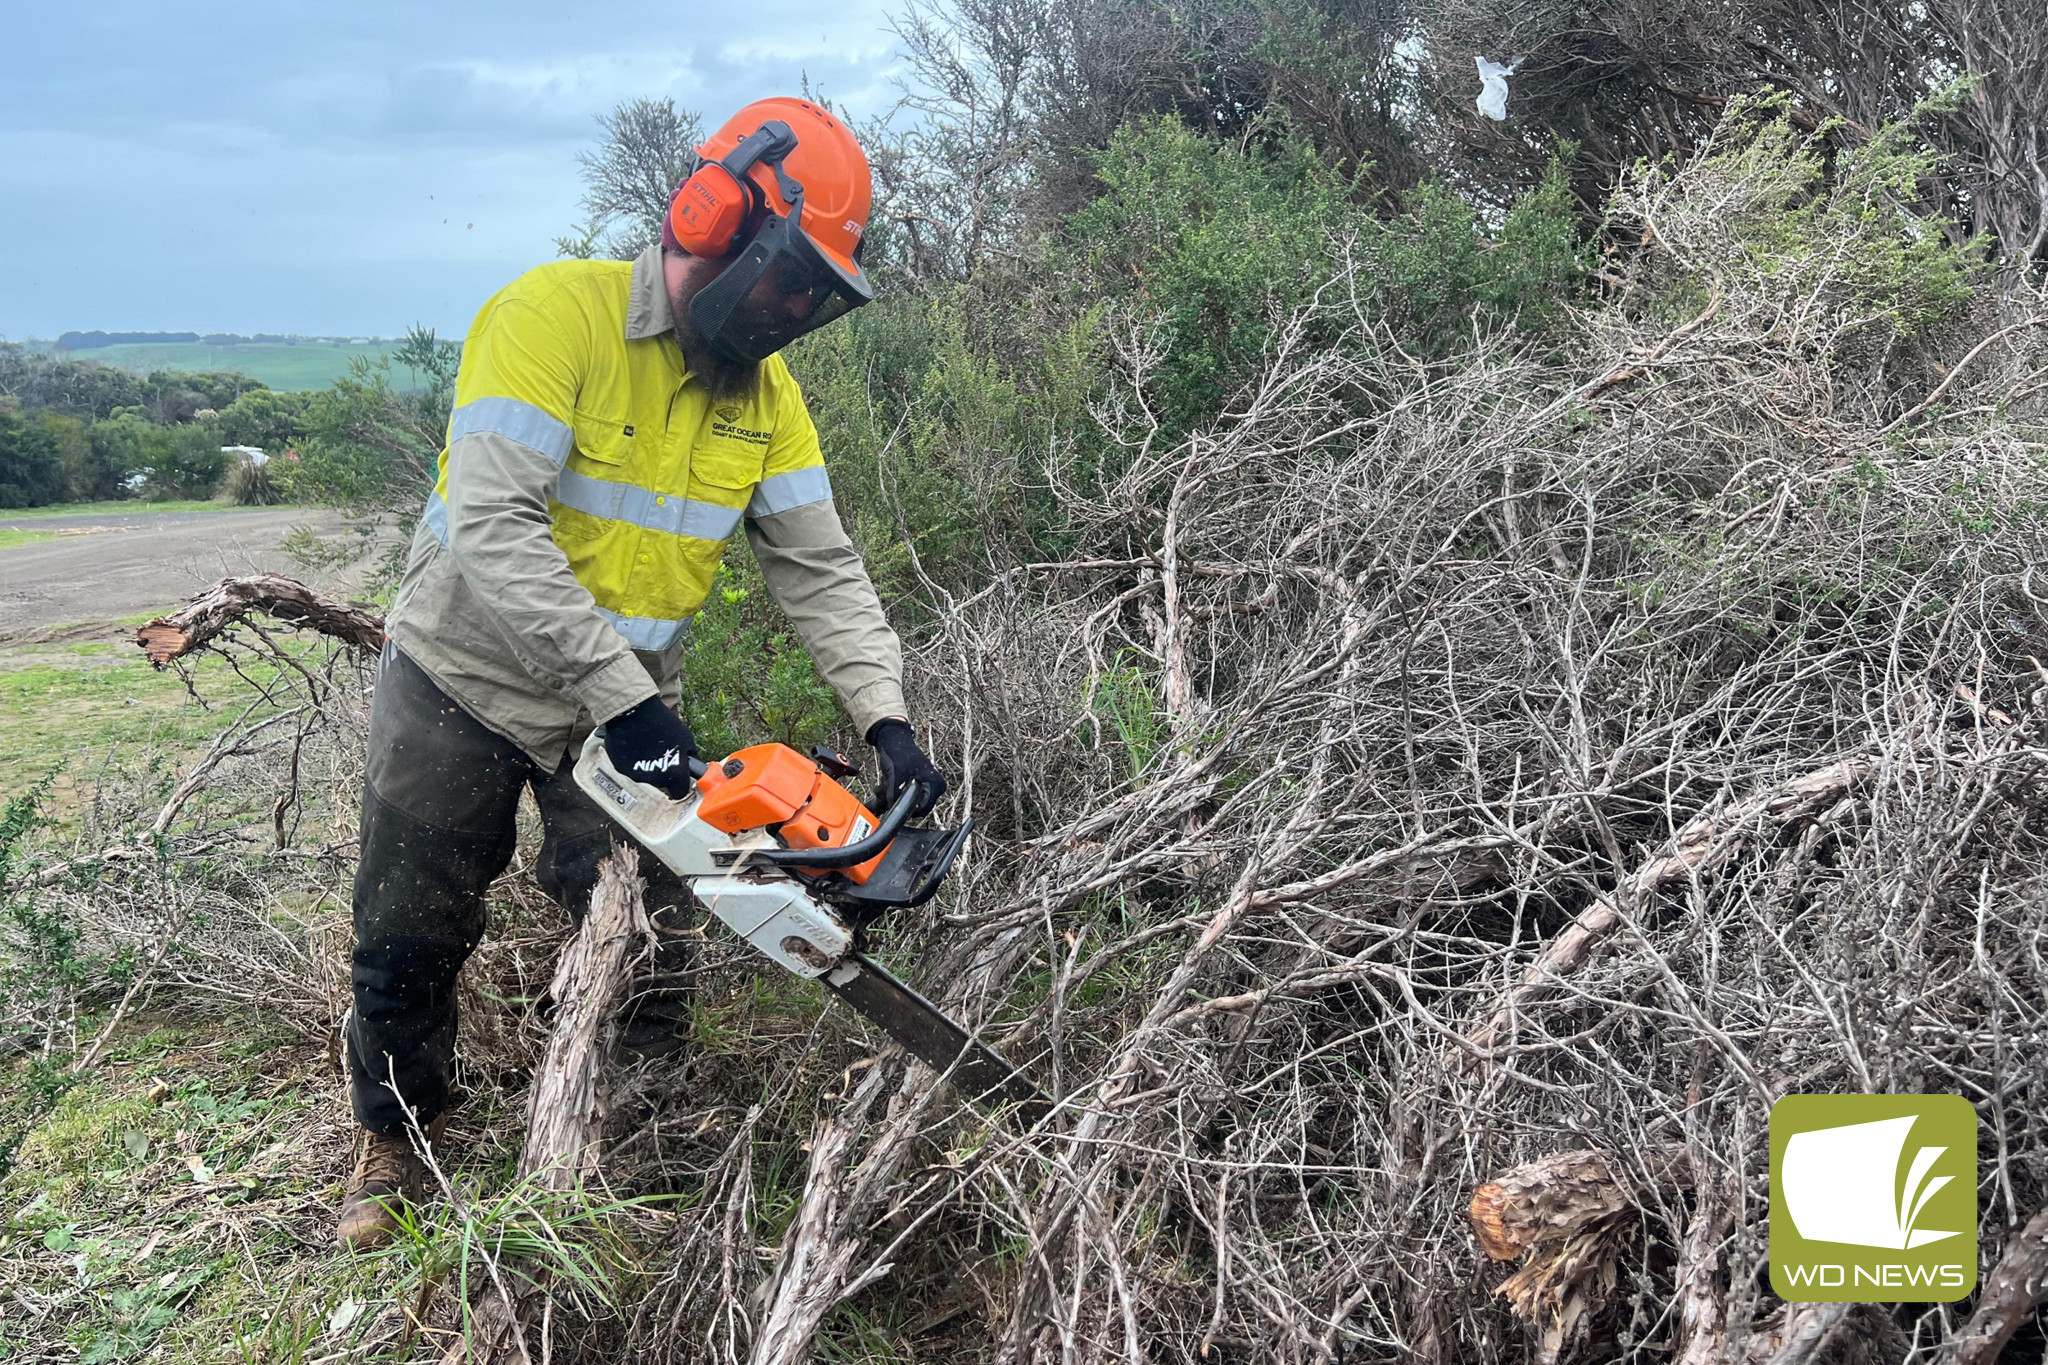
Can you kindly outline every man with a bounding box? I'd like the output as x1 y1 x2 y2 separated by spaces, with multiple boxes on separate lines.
337 97 946 1250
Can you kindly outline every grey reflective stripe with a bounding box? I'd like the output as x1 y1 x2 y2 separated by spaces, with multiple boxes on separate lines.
423 486 688 649
747 465 832 517
552 467 743 541
595 607 690 651
448 396 574 466
422 488 450 545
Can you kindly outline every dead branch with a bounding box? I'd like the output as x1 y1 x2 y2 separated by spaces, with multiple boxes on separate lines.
1466 757 1873 1061
134 572 385 665
1949 1202 2048 1365
746 1063 900 1365
521 846 652 1190
462 847 651 1364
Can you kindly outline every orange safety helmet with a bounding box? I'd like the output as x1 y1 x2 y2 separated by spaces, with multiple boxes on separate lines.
666 98 875 362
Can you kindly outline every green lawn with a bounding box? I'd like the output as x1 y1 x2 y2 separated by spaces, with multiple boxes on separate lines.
0 640 292 811
0 1014 384 1365
0 528 59 550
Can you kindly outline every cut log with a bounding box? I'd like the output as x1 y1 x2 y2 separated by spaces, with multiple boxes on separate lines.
1470 1149 1634 1262
1471 1148 1699 1365
134 572 385 665
1470 1150 1634 1364
458 847 651 1365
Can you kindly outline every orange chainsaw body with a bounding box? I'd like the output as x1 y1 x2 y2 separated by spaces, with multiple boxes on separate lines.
692 743 886 882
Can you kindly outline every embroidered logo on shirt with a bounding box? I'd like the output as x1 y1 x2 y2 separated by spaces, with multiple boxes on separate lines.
708 411 772 446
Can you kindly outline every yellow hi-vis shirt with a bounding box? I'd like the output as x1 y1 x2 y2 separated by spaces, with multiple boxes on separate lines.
385 245 906 767
426 261 825 647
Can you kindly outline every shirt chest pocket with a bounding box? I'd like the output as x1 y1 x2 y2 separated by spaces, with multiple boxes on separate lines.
687 439 765 501
554 410 641 545
571 409 637 468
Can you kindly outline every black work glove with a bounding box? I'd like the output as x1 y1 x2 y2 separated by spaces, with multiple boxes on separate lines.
602 697 699 798
867 719 946 818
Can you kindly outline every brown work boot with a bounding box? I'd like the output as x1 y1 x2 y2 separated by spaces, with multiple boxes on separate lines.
336 1114 446 1251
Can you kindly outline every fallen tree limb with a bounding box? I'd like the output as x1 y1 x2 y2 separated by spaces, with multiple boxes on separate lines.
520 845 653 1192
134 572 385 665
747 1062 899 1365
1948 1202 2048 1365
1466 757 1871 1061
460 846 651 1365
1669 1168 1733 1365
1747 1301 1907 1364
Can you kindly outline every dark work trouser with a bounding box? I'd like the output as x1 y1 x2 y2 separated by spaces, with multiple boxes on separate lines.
347 644 693 1134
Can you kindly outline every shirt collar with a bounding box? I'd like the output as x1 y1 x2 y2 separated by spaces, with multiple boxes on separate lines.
626 243 672 341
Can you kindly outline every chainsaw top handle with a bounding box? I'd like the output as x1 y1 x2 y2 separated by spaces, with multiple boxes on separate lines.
713 778 929 871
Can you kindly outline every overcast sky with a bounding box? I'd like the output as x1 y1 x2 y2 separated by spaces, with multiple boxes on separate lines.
0 0 903 340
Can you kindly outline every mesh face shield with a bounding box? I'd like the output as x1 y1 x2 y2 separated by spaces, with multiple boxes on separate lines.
688 210 872 365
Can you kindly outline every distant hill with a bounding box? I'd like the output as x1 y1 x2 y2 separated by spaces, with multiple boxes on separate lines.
23 335 421 392
54 330 397 351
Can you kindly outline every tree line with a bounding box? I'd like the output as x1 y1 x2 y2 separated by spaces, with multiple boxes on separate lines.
0 327 455 510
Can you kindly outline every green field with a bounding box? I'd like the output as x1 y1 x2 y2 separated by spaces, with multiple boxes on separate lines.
39 341 430 392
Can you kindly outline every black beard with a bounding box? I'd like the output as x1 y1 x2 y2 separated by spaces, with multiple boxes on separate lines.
671 320 759 401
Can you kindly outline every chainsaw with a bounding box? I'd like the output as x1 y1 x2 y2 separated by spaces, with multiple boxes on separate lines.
573 732 1049 1122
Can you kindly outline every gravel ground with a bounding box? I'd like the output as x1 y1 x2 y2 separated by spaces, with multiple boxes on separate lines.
0 507 387 638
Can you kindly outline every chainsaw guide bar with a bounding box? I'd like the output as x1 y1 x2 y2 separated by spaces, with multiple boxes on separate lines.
823 953 1052 1124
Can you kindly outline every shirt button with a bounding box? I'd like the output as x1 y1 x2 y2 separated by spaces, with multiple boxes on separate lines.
655 495 666 506
638 553 651 564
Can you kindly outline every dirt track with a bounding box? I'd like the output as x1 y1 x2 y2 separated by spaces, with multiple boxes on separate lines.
0 507 384 641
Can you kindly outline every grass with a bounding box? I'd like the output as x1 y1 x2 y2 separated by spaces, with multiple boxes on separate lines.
0 528 59 550
0 999 654 1362
0 1013 385 1364
1 498 304 519
0 638 306 810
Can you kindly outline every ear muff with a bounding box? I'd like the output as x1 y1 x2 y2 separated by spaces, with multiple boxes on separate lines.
667 121 802 258
668 161 761 257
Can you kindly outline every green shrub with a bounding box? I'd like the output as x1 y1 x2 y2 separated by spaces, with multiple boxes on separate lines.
142 422 227 501
1063 116 1360 436
681 560 839 758
0 409 69 508
1369 160 1592 355
215 389 309 452
1058 118 1593 437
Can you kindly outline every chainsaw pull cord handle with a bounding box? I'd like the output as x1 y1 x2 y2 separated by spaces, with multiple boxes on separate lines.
728 778 928 870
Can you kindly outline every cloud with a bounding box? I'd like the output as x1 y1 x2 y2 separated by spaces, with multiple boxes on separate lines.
0 0 911 337
374 51 709 141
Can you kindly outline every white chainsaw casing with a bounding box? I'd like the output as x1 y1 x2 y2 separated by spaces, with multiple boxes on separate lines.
572 732 853 978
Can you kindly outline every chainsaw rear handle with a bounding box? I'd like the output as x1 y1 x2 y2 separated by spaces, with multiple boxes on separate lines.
716 778 930 870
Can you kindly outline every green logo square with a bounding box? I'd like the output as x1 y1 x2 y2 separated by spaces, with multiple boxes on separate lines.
1770 1094 1977 1302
